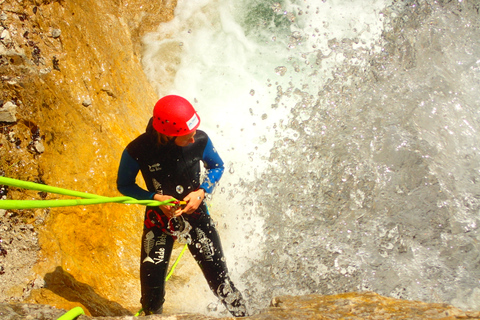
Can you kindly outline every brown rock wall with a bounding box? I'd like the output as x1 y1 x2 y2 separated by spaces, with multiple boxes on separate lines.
0 0 175 312
1 0 479 318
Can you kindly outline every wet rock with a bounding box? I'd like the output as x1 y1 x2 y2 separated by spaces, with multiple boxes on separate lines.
39 67 52 75
0 303 65 320
258 292 480 319
32 140 44 153
3 292 480 319
31 45 42 65
0 101 17 123
0 0 165 310
52 56 60 70
0 185 8 198
82 99 92 107
0 210 40 304
0 0 474 318
0 28 11 45
51 28 61 38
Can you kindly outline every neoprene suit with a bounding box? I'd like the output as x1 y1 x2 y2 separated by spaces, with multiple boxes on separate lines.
116 119 247 316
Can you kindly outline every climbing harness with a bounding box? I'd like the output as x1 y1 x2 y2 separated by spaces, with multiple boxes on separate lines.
166 215 192 244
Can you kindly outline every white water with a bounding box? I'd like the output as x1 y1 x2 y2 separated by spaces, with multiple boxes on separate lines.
142 0 480 316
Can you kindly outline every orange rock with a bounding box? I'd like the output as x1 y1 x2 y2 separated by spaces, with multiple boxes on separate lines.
0 0 174 311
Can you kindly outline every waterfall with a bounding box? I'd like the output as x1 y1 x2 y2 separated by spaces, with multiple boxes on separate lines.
142 0 480 316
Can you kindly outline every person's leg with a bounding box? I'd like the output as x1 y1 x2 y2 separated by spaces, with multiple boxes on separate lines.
188 214 248 317
140 227 174 314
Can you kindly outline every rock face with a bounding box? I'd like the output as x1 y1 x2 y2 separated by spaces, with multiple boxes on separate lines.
0 0 479 319
2 292 480 319
261 293 480 320
0 0 175 313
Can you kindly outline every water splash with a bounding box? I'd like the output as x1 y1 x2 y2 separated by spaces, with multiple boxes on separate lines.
240 0 480 313
142 0 480 316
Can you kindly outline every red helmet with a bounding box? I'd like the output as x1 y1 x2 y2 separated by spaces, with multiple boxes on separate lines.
152 95 200 136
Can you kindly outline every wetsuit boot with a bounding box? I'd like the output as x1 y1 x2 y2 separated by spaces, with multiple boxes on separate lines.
217 279 248 317
141 286 165 315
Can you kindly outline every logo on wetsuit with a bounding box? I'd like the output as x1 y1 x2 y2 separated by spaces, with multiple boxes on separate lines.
154 248 165 264
143 231 168 264
195 227 214 262
148 163 162 172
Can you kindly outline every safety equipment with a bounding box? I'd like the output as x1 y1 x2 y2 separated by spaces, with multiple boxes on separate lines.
152 95 200 136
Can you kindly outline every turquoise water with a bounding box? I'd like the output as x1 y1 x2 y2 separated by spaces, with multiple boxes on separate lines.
143 0 480 316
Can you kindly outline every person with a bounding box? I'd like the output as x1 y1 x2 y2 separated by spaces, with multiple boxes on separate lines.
116 95 248 317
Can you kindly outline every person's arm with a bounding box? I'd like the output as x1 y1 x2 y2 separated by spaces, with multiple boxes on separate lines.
180 137 224 215
116 149 155 200
118 149 179 218
199 137 225 194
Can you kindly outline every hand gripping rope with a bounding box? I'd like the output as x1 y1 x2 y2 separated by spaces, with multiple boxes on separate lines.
0 176 188 319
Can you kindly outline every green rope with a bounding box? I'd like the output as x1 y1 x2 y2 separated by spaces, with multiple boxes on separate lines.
0 177 189 317
56 306 85 320
166 243 188 281
0 177 177 209
0 176 110 199
59 244 189 318
0 197 172 209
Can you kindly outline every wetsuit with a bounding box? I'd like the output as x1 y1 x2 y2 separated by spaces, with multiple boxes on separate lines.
117 119 247 317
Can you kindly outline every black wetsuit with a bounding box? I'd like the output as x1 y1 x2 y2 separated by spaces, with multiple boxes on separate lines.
117 119 247 316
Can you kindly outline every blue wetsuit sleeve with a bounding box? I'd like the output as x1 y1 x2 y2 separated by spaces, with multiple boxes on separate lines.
117 149 156 200
200 137 224 194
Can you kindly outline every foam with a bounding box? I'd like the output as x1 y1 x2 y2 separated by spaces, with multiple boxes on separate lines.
137 0 480 316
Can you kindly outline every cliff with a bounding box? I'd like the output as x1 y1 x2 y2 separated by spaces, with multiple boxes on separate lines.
0 0 175 314
0 0 479 319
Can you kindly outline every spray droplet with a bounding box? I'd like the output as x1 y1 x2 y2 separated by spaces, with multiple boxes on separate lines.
275 66 287 76
176 185 184 194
